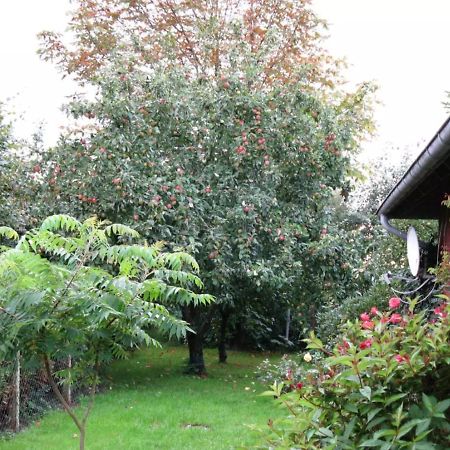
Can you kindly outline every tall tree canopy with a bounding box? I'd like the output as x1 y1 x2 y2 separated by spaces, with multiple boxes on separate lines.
32 0 376 371
0 104 31 230
39 0 341 88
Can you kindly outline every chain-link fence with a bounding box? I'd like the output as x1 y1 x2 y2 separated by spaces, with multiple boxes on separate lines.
0 354 76 434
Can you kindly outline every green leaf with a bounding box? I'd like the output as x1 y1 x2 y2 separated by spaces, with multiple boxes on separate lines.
385 393 407 407
343 416 356 440
344 402 359 413
373 428 396 439
329 355 354 367
415 419 431 437
359 439 386 447
422 394 435 412
40 214 81 233
318 427 333 438
0 226 19 241
367 407 382 423
359 386 371 400
435 398 450 413
393 403 404 428
397 419 423 439
104 223 140 239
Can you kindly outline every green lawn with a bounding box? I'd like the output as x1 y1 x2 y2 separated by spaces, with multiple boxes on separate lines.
0 346 282 449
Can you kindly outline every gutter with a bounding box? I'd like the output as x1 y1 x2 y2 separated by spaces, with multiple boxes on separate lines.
377 116 450 242
377 116 450 219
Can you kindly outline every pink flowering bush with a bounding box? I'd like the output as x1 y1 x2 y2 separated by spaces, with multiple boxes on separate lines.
262 298 450 448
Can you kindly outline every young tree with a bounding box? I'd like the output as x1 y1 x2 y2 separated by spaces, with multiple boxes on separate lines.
0 215 213 449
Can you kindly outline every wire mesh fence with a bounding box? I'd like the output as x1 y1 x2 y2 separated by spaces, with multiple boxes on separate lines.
0 354 77 434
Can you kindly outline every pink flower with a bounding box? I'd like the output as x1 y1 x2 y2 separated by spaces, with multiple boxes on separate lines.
337 340 350 355
360 312 370 321
361 320 374 330
359 339 372 350
381 316 389 323
296 382 303 390
394 354 406 363
286 369 292 381
434 305 448 318
370 307 379 315
389 297 401 309
389 313 402 324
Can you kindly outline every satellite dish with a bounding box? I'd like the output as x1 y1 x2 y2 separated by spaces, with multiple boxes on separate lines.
407 227 420 276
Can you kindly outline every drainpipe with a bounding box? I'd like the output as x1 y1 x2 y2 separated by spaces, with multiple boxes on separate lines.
379 214 407 241
379 214 428 249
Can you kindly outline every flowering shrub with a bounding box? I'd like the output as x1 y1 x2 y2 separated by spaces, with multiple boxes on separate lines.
262 297 450 448
256 352 319 391
315 282 392 346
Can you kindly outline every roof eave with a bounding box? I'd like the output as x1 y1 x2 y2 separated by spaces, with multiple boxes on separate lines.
376 116 450 219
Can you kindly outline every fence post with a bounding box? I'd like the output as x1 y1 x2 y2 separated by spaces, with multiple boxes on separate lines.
12 351 20 432
285 308 291 341
64 356 72 405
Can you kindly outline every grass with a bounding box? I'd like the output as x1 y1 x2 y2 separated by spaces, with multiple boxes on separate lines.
0 346 283 449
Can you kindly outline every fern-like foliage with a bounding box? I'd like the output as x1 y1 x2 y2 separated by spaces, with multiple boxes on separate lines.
0 215 214 377
0 226 19 241
104 223 140 239
40 214 82 233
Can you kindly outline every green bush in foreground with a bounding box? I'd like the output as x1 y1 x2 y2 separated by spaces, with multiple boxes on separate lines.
0 215 213 450
263 298 450 449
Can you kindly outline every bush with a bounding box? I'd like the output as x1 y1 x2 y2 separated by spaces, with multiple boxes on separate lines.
316 282 392 345
262 297 450 449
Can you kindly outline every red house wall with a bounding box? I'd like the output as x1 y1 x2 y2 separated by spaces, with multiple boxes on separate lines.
439 205 450 255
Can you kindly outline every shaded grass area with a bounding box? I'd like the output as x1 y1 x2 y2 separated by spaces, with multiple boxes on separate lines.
0 346 282 449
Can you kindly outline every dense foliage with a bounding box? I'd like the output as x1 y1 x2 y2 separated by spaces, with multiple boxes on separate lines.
24 65 374 367
29 0 377 368
0 104 22 229
38 0 343 89
262 297 450 449
0 214 212 448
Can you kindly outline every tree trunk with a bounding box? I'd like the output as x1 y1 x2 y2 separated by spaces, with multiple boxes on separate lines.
79 429 85 450
42 354 97 450
186 331 206 375
42 355 86 450
182 304 211 375
218 309 230 363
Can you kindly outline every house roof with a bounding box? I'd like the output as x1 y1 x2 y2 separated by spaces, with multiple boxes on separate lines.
377 116 450 219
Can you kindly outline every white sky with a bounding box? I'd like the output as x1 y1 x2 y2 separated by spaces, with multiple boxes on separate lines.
314 0 450 160
0 0 449 160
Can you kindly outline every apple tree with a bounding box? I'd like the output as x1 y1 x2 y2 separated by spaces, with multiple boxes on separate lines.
32 0 376 371
28 63 374 371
